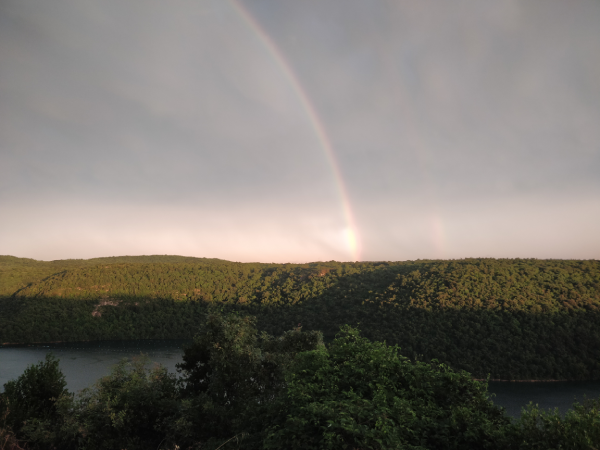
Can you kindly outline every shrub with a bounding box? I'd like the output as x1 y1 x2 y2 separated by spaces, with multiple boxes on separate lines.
175 312 324 448
67 356 179 450
506 399 600 450
262 326 510 450
0 354 67 441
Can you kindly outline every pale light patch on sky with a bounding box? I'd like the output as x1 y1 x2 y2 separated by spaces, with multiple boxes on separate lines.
1 0 599 262
358 193 600 261
0 200 352 262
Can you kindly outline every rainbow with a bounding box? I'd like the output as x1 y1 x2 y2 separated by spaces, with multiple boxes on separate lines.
230 0 361 261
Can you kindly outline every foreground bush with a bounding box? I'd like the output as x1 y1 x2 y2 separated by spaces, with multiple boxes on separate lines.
2 313 600 449
1 357 179 450
174 312 324 448
0 417 26 450
64 357 179 450
260 326 510 450
505 399 600 450
0 354 67 445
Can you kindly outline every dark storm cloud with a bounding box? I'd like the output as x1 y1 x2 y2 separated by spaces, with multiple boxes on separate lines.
1 0 599 261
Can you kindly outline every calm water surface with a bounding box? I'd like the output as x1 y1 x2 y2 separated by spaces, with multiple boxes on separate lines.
2 341 600 418
487 380 600 418
0 340 189 393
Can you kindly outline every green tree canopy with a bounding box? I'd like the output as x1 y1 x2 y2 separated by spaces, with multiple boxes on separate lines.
0 354 67 440
262 326 510 450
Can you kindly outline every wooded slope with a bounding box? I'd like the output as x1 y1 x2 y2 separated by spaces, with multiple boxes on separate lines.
1 256 599 380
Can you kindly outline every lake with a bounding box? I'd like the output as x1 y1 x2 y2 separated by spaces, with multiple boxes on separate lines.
2 340 600 418
488 380 600 418
0 340 189 393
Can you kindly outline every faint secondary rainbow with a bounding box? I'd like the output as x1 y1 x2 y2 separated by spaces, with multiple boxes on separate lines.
230 0 361 261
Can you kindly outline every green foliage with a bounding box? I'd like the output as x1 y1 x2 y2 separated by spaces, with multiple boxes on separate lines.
0 254 225 298
2 257 600 381
2 314 600 449
61 357 179 450
175 312 324 447
0 354 67 440
178 313 262 399
505 399 600 450
366 259 600 313
261 326 509 450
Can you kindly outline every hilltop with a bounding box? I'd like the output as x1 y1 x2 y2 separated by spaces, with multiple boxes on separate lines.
0 254 228 298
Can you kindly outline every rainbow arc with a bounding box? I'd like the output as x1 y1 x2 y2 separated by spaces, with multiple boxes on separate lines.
230 0 361 261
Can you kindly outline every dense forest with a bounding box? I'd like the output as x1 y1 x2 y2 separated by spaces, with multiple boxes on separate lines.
2 255 600 380
2 313 600 449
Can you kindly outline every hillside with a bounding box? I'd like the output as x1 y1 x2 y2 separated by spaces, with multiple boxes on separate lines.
1 256 599 380
0 254 227 298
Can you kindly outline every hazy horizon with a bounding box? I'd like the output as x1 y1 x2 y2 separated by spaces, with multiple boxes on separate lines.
1 0 599 263
3 253 599 265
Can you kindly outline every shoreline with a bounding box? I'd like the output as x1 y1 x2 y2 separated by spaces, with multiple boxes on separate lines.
475 378 571 383
1 342 595 383
1 338 190 347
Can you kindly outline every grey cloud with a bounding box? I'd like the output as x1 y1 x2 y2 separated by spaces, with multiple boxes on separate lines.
1 0 599 261
244 0 600 203
0 0 335 205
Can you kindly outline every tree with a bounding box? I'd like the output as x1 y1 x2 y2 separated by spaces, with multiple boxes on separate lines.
175 312 323 447
506 399 600 450
0 354 68 441
262 326 510 450
66 356 179 450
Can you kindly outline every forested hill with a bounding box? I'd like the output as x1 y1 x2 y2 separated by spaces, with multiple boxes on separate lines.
0 254 227 298
2 256 600 380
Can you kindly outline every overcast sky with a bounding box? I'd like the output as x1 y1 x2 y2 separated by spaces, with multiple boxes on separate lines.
1 0 599 262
